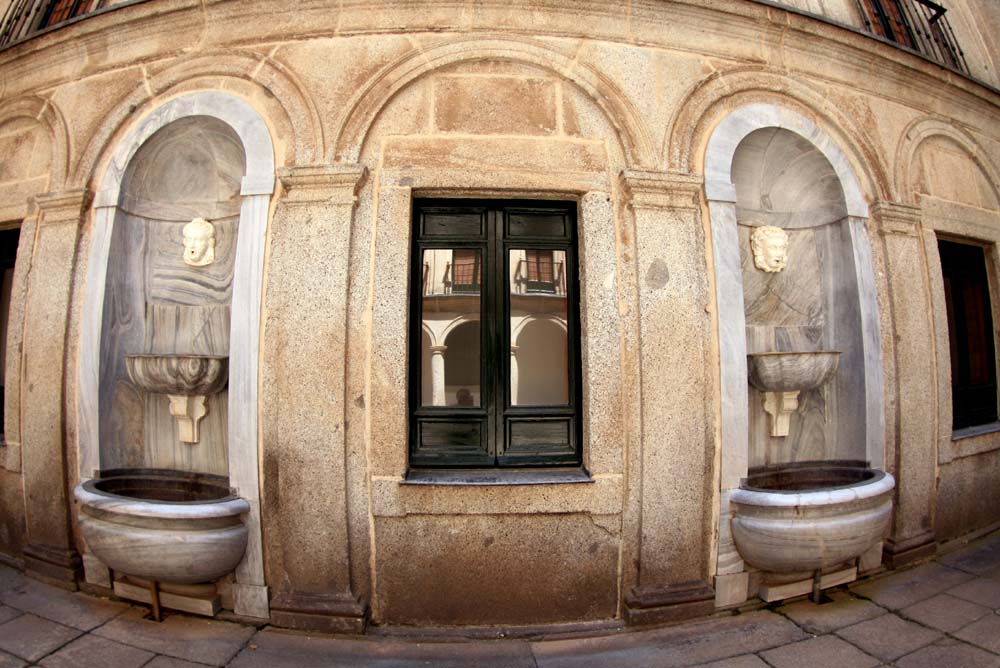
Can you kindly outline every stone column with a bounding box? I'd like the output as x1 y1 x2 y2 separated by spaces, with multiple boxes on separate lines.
429 345 447 406
20 190 89 589
262 165 368 632
871 202 938 567
620 171 715 624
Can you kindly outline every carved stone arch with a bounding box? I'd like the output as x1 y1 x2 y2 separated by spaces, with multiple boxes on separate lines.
668 67 891 202
330 35 656 168
511 314 568 346
0 95 69 192
895 117 1000 207
440 313 482 344
73 51 322 187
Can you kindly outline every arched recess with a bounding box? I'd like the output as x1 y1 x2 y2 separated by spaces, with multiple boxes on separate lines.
668 67 891 203
705 103 885 598
72 51 321 188
0 96 68 473
77 91 274 619
330 34 656 167
895 117 1000 208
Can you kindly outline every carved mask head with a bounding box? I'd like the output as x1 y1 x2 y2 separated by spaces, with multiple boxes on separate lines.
750 225 789 273
182 218 215 267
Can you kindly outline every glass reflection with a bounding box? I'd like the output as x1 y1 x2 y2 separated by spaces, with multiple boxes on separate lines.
510 249 569 406
420 249 481 407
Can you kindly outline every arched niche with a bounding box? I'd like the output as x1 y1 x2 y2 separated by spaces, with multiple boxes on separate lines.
706 103 884 583
78 91 274 619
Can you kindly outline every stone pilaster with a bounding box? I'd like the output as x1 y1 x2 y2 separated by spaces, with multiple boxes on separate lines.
20 190 90 589
872 201 938 567
261 165 368 632
620 170 715 625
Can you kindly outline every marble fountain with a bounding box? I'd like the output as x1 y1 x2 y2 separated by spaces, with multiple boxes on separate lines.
75 116 252 619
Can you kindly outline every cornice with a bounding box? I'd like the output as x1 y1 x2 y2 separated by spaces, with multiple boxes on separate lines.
277 165 367 205
620 170 703 211
33 189 91 225
870 201 922 237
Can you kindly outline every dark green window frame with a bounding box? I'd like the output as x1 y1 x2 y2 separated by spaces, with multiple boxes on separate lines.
408 199 583 468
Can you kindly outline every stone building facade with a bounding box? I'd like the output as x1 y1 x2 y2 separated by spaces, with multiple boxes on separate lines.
0 0 998 632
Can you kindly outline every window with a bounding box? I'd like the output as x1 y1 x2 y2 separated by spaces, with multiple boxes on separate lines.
410 200 581 468
939 238 998 430
854 0 969 74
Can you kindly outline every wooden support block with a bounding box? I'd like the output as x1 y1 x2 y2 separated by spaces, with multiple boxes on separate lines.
114 580 221 617
758 566 857 602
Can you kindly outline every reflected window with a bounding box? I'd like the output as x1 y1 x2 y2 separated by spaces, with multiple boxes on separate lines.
939 238 998 430
410 200 581 468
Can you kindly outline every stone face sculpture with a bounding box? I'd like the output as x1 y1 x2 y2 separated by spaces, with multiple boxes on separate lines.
750 225 789 273
182 217 216 267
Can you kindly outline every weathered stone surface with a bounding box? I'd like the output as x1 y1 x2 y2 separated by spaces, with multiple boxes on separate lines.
0 650 26 668
144 657 210 668
850 563 974 609
532 611 806 668
899 593 991 632
230 629 536 668
693 656 771 668
759 635 880 668
0 604 21 626
0 576 128 631
954 612 1000 653
93 609 254 666
777 591 885 634
37 634 154 668
938 533 1000 575
0 613 82 662
895 638 1000 668
835 613 941 662
947 577 1000 608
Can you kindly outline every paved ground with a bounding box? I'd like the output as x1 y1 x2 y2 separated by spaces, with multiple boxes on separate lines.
2 531 1000 667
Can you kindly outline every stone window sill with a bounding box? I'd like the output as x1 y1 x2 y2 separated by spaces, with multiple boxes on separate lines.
402 468 593 486
952 422 1000 441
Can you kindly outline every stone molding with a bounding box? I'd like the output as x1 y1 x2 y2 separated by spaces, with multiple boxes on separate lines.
871 201 922 237
34 190 90 225
276 164 367 205
619 170 702 211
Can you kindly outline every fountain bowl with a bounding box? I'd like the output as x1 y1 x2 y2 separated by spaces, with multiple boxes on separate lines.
747 351 840 393
730 461 894 573
75 469 249 584
125 354 228 396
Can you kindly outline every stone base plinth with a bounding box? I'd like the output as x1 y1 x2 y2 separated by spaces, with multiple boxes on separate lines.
23 543 81 591
270 591 368 634
624 580 715 626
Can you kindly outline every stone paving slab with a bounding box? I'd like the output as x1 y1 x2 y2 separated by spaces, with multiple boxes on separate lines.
0 613 82 662
759 635 880 668
94 608 256 666
938 534 1000 575
954 612 1000 654
531 611 807 668
0 575 131 631
834 612 941 662
0 650 26 668
899 592 991 631
777 591 886 634
230 629 536 668
0 604 21 626
37 634 155 668
850 562 974 610
146 656 219 668
949 577 1000 609
693 655 771 667
894 638 1000 668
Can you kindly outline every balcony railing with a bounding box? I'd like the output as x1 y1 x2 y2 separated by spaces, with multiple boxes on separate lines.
854 0 969 74
0 0 106 48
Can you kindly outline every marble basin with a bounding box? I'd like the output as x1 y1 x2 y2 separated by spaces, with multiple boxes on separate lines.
730 461 894 573
75 469 249 584
747 351 840 393
125 354 228 396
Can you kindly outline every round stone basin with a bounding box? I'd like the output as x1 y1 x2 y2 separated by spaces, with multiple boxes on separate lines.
75 469 249 584
125 354 228 396
747 351 840 393
729 461 894 573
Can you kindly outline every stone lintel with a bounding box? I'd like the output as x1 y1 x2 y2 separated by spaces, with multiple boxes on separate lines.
871 201 922 236
33 189 91 225
883 531 937 569
624 580 715 626
22 543 82 591
269 590 368 634
620 170 703 211
277 164 367 205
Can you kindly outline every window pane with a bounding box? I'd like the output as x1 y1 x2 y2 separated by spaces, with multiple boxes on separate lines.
420 249 481 407
510 249 568 406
